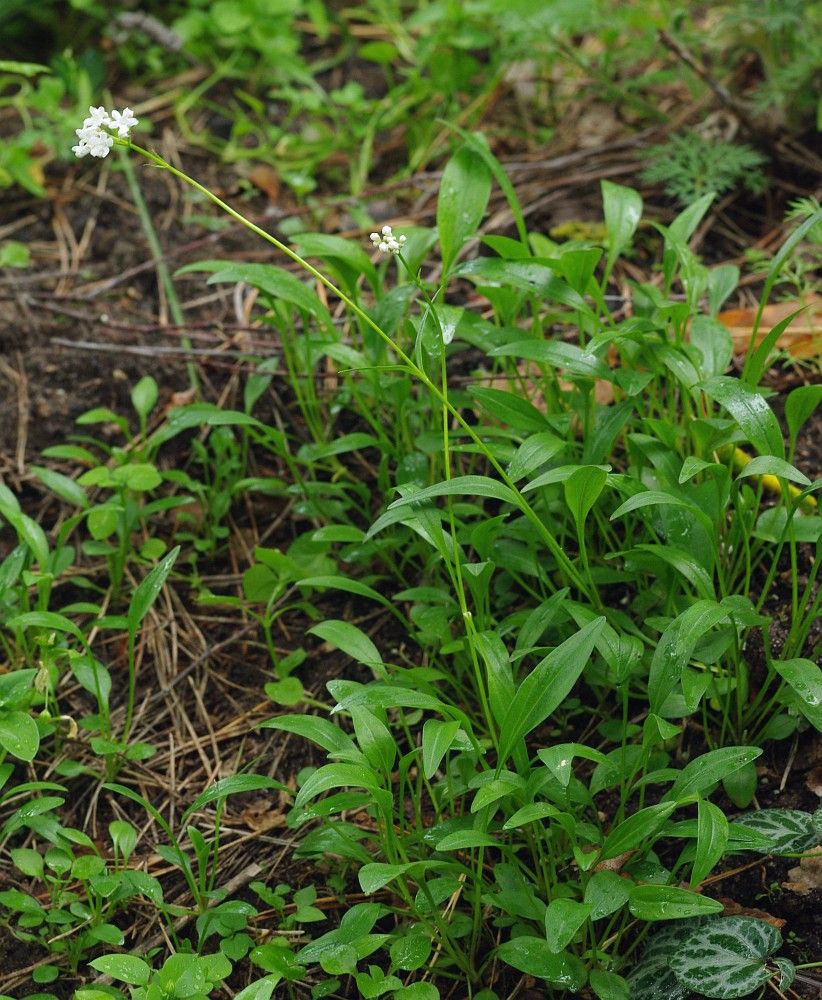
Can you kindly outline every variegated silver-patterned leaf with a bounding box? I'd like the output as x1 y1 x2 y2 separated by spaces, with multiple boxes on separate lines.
732 808 817 855
669 917 781 999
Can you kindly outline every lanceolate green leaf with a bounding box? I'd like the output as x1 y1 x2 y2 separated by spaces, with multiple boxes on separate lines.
308 620 383 669
294 763 379 809
785 384 822 459
772 658 822 730
127 546 180 635
495 937 586 989
670 917 782 999
665 747 762 803
497 618 605 765
0 713 40 762
183 774 285 823
601 180 643 281
437 146 491 276
386 476 521 511
629 885 723 921
601 802 677 861
648 601 729 712
691 799 729 887
701 376 785 459
565 466 608 537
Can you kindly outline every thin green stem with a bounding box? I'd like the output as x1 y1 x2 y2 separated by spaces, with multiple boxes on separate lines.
122 139 591 601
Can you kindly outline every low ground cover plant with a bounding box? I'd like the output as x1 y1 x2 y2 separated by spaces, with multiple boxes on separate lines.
0 97 820 1000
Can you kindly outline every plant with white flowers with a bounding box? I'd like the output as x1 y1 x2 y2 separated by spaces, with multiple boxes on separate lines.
370 225 406 255
73 106 139 159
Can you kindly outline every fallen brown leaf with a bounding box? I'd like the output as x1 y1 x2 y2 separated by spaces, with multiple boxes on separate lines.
718 296 822 359
717 897 786 928
783 847 822 895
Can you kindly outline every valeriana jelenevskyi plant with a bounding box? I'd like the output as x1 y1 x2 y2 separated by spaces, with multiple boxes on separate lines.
68 107 822 998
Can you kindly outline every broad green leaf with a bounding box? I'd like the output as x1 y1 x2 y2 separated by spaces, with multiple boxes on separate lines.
631 544 715 600
565 466 607 536
584 870 632 920
773 658 822 730
0 60 50 76
706 264 740 316
183 774 284 822
537 744 608 788
308 620 382 668
294 763 379 808
590 969 630 1000
722 761 758 809
0 713 39 762
785 384 822 459
455 258 591 313
732 808 818 855
131 376 158 422
330 683 450 718
29 466 88 509
89 954 151 986
151 404 260 447
502 803 564 830
7 610 86 645
434 831 496 850
629 884 723 921
445 124 528 245
437 146 492 275
701 376 784 459
745 307 808 389
609 491 714 549
127 546 180 634
386 475 520 511
544 899 591 952
601 802 677 861
602 180 643 280
668 192 715 244
490 339 609 378
291 232 378 289
495 937 586 988
298 434 381 462
474 632 516 729
665 747 762 803
421 719 461 780
469 386 551 433
735 455 810 487
178 261 330 322
648 601 729 712
498 618 605 765
670 917 781 999
691 800 729 887
358 862 416 894
0 507 49 567
297 576 397 617
350 705 396 774
558 247 602 295
259 716 358 757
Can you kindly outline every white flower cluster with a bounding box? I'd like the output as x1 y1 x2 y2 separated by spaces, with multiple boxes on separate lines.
73 106 139 159
370 225 406 255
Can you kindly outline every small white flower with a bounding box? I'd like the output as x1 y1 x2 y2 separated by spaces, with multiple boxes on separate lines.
84 105 111 128
72 105 139 159
86 129 114 158
369 224 406 255
109 107 138 137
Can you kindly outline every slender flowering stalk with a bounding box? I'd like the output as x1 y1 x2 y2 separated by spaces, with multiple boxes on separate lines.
71 126 593 602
